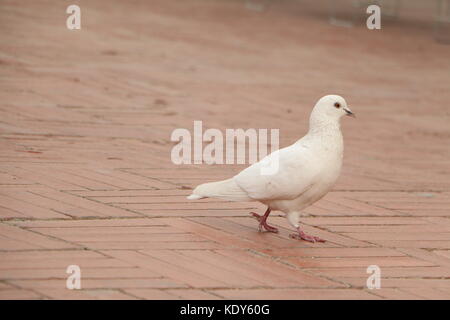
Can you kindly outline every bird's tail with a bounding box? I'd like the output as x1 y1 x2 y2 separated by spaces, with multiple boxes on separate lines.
187 178 252 202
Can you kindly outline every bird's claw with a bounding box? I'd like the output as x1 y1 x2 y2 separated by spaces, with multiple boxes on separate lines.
251 212 262 223
289 230 325 243
250 212 279 233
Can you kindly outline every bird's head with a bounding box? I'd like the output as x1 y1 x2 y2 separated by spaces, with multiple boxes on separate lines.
309 95 355 130
313 95 354 119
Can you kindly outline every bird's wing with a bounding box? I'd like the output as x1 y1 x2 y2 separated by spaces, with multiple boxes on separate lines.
233 143 320 201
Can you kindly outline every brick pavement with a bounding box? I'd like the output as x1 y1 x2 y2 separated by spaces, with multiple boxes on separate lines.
0 0 449 299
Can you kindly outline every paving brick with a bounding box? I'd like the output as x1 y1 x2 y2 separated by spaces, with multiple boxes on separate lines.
0 257 132 270
306 266 450 278
366 288 423 300
0 236 37 251
193 217 305 249
393 287 450 300
26 189 140 218
35 288 137 300
1 166 86 190
215 249 341 288
341 232 450 241
0 267 160 280
160 218 269 250
284 256 436 269
397 248 450 267
12 218 167 228
141 249 263 288
68 189 188 198
139 208 258 217
33 231 206 243
0 172 34 185
82 241 223 250
122 289 179 300
376 279 450 288
11 278 187 290
368 240 450 249
105 250 222 288
60 168 157 190
32 167 120 191
271 217 375 247
181 249 337 288
224 216 335 248
314 198 401 216
166 289 222 300
324 225 450 233
0 249 104 261
300 216 428 226
211 288 379 300
0 206 29 220
0 282 14 289
118 201 256 211
0 223 78 251
260 247 405 258
433 250 450 259
0 194 67 219
0 289 43 300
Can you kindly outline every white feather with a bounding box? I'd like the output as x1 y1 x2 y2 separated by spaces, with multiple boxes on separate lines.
188 94 353 230
188 178 252 201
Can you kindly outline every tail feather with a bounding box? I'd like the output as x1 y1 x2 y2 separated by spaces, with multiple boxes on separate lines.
187 178 251 201
187 194 204 200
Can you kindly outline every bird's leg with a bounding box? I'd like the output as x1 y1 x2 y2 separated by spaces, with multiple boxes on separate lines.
289 226 326 243
250 207 278 233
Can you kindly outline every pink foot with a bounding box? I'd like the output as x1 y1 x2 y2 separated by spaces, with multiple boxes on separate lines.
289 229 325 243
250 212 279 233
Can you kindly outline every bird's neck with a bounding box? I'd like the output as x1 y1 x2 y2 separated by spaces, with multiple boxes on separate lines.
307 117 341 137
304 117 344 157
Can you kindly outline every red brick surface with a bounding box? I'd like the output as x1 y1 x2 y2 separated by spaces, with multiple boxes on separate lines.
0 0 449 299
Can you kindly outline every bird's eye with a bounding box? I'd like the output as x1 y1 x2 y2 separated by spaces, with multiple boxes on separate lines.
334 102 341 108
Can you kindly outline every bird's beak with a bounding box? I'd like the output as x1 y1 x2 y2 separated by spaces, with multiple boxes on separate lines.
344 107 355 118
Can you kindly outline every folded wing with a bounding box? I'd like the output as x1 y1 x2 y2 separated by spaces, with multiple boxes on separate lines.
234 143 320 201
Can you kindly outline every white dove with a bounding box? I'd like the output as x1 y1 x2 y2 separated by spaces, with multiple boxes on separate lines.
187 95 355 242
